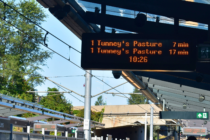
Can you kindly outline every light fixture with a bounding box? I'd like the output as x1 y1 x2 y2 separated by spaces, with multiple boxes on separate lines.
122 72 141 89
112 71 122 79
199 95 205 102
204 120 208 125
183 103 187 109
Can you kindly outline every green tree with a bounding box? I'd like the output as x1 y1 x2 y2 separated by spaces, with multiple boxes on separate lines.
0 0 51 101
39 87 72 114
95 95 106 106
74 108 104 123
128 88 149 104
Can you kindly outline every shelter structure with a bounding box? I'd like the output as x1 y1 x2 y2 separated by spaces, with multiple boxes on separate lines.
36 0 210 134
74 104 176 128
0 93 104 128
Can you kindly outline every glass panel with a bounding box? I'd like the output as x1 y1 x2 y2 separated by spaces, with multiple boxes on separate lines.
0 132 10 140
30 135 43 140
13 134 28 140
57 137 67 140
75 0 209 31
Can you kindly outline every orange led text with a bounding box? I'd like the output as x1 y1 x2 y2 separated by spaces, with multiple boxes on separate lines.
133 48 162 55
97 40 122 48
97 47 121 55
133 41 162 47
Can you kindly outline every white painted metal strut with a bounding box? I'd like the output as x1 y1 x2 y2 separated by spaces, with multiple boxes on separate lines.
145 112 147 140
27 91 70 93
91 82 128 98
150 107 154 140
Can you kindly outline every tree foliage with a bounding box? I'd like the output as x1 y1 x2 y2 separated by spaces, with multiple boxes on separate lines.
95 95 106 106
73 108 105 123
0 0 51 101
128 88 148 104
39 87 72 114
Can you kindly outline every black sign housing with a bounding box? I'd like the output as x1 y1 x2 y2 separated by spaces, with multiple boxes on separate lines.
81 33 197 71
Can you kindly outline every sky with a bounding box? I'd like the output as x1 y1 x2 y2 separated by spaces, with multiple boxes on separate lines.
34 0 210 107
35 5 134 107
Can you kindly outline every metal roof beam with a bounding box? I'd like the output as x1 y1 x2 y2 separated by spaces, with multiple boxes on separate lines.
82 0 210 24
1 111 26 117
141 78 210 97
155 89 210 104
166 101 209 110
86 12 207 39
26 116 50 121
48 120 70 124
135 72 210 92
148 84 207 99
158 95 210 108
122 71 158 103
160 72 210 85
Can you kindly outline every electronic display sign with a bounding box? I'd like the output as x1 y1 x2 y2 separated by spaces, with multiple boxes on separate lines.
81 33 197 71
183 127 207 135
34 124 56 131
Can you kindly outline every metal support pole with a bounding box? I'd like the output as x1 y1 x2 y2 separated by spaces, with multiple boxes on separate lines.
150 107 154 140
27 126 30 140
208 24 210 41
10 124 13 140
101 4 106 33
42 128 45 140
145 113 147 140
65 131 68 137
174 18 179 35
178 126 180 140
84 70 92 140
163 99 165 111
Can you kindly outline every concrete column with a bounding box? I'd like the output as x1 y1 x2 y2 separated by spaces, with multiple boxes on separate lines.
150 107 153 140
145 112 147 140
84 70 92 140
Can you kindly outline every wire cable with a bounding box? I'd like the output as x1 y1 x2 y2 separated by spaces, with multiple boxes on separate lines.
0 0 80 53
0 3 164 118
0 15 152 115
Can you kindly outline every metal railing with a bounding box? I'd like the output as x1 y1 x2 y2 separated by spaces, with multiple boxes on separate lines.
0 130 85 140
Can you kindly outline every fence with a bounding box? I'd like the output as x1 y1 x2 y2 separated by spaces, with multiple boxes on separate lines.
91 135 130 140
0 130 85 140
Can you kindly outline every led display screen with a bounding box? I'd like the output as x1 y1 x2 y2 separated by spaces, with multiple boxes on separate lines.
34 124 56 131
183 127 207 135
81 33 197 71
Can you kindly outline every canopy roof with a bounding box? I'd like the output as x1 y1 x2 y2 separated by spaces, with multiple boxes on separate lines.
0 94 104 128
36 0 210 132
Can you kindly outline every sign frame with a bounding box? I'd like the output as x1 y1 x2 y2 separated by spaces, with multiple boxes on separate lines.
183 127 207 135
81 33 197 71
33 123 57 131
159 111 209 120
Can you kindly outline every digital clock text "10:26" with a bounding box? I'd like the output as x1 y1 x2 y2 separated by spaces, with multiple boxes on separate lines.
129 56 148 63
